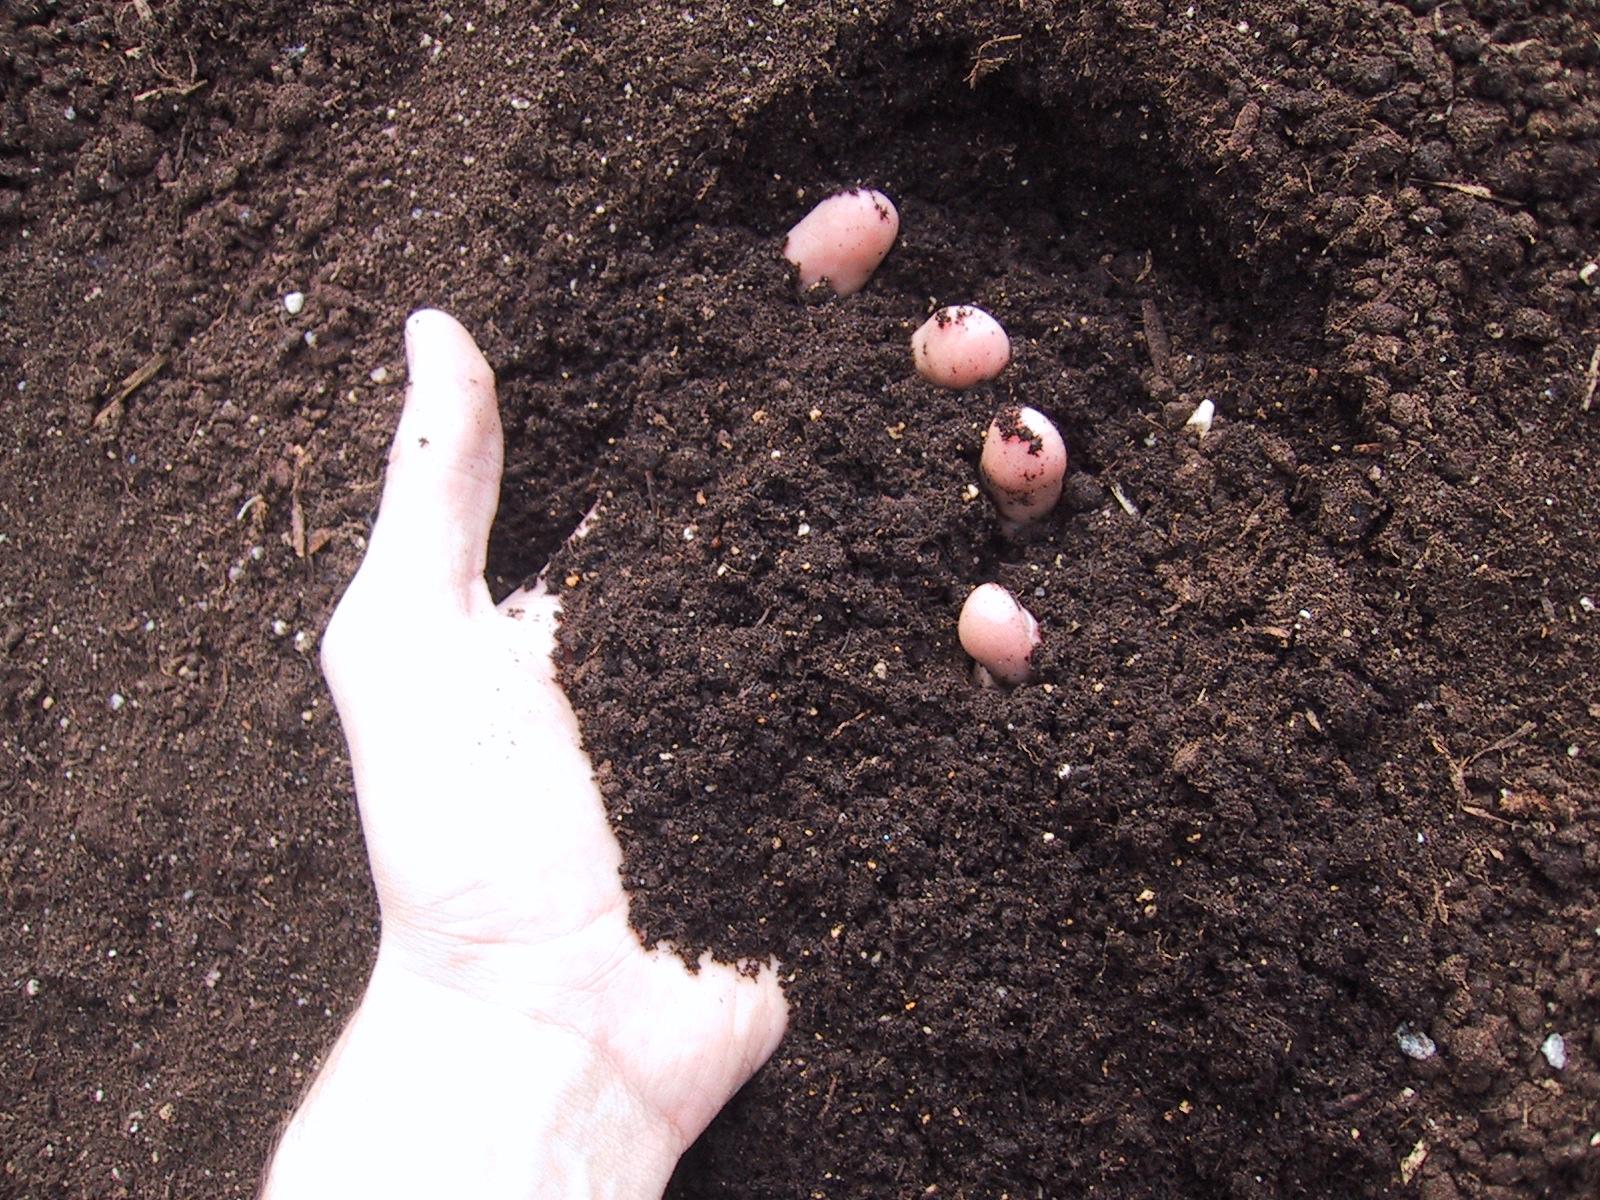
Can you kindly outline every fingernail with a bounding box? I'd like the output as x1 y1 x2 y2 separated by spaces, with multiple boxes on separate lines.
404 309 443 378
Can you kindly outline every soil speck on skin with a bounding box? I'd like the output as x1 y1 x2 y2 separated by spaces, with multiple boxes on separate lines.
2 1 1599 1198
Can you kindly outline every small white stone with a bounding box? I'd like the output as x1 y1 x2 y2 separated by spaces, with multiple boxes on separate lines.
108 693 125 711
1396 1026 1436 1060
1184 398 1215 437
368 366 391 384
1541 1033 1568 1070
282 291 306 315
24 978 41 997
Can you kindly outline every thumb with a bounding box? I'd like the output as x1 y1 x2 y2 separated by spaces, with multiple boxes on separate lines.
359 309 503 615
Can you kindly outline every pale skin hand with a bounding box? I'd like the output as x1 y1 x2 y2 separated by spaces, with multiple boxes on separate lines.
261 310 788 1200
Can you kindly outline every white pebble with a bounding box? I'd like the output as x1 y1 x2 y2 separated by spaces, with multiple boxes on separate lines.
108 693 125 711
368 366 391 384
283 291 306 315
1541 1033 1568 1070
1184 398 1215 437
1395 1026 1436 1060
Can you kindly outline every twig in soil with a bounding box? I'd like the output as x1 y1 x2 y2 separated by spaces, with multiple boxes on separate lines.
1247 624 1293 647
1430 721 1537 808
93 352 168 429
1140 299 1171 378
289 447 309 558
212 658 230 721
965 34 1022 87
1420 180 1523 208
1464 720 1537 767
133 78 208 104
1580 343 1599 412
1429 734 1469 805
816 1076 839 1122
1224 100 1260 157
1108 481 1140 518
827 709 872 739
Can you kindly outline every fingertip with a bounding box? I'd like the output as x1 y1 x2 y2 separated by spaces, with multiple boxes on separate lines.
355 309 504 611
405 309 492 388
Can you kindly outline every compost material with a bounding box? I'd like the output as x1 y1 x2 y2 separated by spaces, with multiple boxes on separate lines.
2 1 1598 1196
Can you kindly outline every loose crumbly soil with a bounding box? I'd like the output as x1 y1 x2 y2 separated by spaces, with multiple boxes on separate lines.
3 0 1599 1196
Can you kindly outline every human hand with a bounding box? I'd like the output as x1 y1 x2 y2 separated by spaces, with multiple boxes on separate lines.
261 310 787 1200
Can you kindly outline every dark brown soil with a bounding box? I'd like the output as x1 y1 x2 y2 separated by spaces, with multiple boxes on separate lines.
3 0 1599 1196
